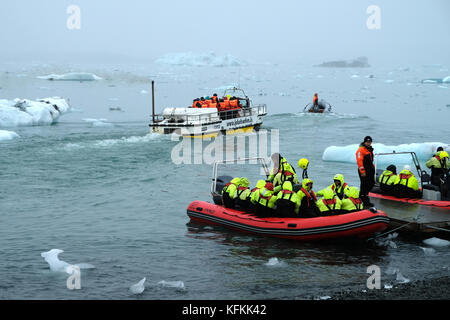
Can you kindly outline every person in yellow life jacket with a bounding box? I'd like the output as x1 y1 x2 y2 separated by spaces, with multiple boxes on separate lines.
316 188 343 216
275 181 301 217
426 150 449 187
317 174 348 200
249 180 267 213
341 186 364 212
296 179 320 218
273 170 299 193
393 165 421 198
267 153 297 185
222 177 241 209
234 177 251 211
298 158 309 179
253 182 277 217
378 164 397 194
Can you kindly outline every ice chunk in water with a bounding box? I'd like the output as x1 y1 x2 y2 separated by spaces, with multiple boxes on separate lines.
157 280 185 290
41 249 70 273
0 130 19 141
37 72 102 81
420 246 436 256
265 257 283 266
423 237 450 247
396 272 410 283
385 266 399 275
130 278 146 294
41 249 95 273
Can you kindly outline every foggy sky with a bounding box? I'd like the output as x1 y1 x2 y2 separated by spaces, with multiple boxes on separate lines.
0 0 449 66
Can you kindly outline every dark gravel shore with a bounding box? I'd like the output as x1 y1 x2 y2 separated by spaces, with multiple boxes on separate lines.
328 276 450 300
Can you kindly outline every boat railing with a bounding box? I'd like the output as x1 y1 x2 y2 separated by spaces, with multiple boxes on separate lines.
149 104 267 126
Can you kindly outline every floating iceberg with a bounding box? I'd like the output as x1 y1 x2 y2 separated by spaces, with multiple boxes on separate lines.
265 257 282 266
155 52 246 67
421 76 450 84
130 278 146 295
423 237 450 247
37 72 103 81
83 118 114 127
315 56 370 68
0 97 71 127
0 130 19 141
157 280 185 290
419 246 436 256
40 249 95 273
323 142 449 163
395 272 410 284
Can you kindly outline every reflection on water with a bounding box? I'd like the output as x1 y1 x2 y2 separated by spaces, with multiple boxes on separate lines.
185 221 388 266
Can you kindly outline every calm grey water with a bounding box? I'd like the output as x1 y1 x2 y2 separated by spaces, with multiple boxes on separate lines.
1 61 449 299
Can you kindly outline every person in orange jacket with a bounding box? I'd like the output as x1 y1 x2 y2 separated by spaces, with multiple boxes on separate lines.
356 136 375 207
313 93 319 106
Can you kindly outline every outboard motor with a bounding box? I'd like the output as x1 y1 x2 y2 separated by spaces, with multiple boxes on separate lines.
212 175 233 205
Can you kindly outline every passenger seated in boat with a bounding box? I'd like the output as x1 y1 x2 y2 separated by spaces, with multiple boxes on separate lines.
234 178 251 211
392 165 421 198
275 181 301 217
316 188 343 216
249 180 267 213
378 164 397 194
192 98 202 108
253 182 277 217
426 150 449 187
273 170 299 194
341 186 364 212
222 177 241 209
296 179 320 218
317 174 348 200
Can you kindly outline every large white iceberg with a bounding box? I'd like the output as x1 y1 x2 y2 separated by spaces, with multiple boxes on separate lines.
0 97 71 127
322 142 449 163
37 72 103 81
155 52 246 67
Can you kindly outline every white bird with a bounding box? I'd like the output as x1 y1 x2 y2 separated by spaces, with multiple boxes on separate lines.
130 278 146 294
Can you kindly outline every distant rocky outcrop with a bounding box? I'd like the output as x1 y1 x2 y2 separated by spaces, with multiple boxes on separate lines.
315 56 370 68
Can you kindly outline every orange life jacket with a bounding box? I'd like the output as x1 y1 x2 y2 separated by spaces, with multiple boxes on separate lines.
229 99 239 109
